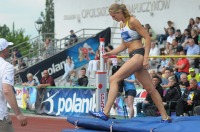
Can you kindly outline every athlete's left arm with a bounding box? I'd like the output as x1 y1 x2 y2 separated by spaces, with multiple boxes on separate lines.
129 17 151 62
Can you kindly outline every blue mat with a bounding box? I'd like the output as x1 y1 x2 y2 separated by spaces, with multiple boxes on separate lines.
63 116 200 132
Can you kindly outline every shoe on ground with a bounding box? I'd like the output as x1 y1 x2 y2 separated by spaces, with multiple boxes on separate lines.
89 111 109 121
161 116 172 123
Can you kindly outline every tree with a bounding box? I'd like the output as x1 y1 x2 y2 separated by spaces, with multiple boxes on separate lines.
0 24 10 38
41 0 55 40
0 23 31 57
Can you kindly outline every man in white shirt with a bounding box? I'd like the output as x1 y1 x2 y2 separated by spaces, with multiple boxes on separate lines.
0 38 27 132
149 41 160 68
166 28 175 44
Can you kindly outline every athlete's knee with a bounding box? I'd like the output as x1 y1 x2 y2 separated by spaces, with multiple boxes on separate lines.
110 75 120 83
146 87 156 95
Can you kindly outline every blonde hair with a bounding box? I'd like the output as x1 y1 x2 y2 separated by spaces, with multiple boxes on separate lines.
109 3 131 20
168 76 176 82
27 73 33 78
70 70 76 75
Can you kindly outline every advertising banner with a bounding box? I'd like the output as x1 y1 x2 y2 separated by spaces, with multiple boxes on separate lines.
18 28 111 83
41 88 96 116
14 86 37 110
14 86 148 117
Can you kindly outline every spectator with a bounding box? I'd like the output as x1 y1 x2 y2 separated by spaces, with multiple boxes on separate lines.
105 45 117 75
157 20 175 45
87 49 100 78
187 18 195 31
176 79 200 116
166 28 175 45
136 75 163 117
187 68 200 82
194 17 200 30
22 73 37 86
173 45 184 64
60 57 74 83
145 24 156 40
12 48 22 65
22 73 37 110
148 69 156 78
43 38 54 58
183 38 200 68
123 74 137 118
149 41 160 69
162 76 181 115
180 29 191 44
191 29 199 45
172 39 181 54
142 24 156 45
159 55 172 73
179 73 189 89
78 67 88 86
68 30 78 45
156 71 162 79
174 50 190 80
161 68 171 88
18 59 27 70
35 70 55 113
175 29 182 44
163 76 181 104
69 70 78 87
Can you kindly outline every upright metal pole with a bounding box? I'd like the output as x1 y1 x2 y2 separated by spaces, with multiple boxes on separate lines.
95 38 107 112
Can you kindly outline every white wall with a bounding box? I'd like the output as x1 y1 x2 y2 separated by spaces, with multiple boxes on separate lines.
54 0 200 39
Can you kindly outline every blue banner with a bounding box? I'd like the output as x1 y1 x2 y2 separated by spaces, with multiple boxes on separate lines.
66 38 99 68
42 88 96 116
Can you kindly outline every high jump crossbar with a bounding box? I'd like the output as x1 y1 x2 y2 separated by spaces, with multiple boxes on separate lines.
107 55 200 58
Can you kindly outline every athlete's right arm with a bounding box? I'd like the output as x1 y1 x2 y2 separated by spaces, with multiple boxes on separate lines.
108 41 127 55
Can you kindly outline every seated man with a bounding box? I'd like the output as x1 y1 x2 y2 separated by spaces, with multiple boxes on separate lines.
78 67 88 86
136 75 163 116
176 79 200 116
174 49 190 80
163 76 182 115
187 68 200 82
35 70 55 113
163 76 182 103
179 73 189 89
69 30 78 45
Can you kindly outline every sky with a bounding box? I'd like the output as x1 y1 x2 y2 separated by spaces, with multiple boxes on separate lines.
0 0 45 38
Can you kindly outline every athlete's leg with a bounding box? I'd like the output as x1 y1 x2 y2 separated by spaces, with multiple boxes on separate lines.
134 68 169 119
103 54 143 115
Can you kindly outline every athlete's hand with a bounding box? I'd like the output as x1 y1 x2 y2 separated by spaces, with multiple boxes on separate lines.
102 52 111 59
143 56 150 70
16 113 28 126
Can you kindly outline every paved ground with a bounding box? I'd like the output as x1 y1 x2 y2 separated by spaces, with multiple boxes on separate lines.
11 114 75 132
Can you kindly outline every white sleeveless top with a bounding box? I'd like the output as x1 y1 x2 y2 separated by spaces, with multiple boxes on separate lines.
120 21 142 42
0 57 14 120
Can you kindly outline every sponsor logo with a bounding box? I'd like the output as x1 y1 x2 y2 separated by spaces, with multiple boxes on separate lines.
40 61 66 76
100 93 105 109
42 91 96 116
42 91 60 114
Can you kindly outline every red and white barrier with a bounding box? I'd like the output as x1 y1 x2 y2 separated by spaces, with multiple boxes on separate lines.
95 38 107 111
